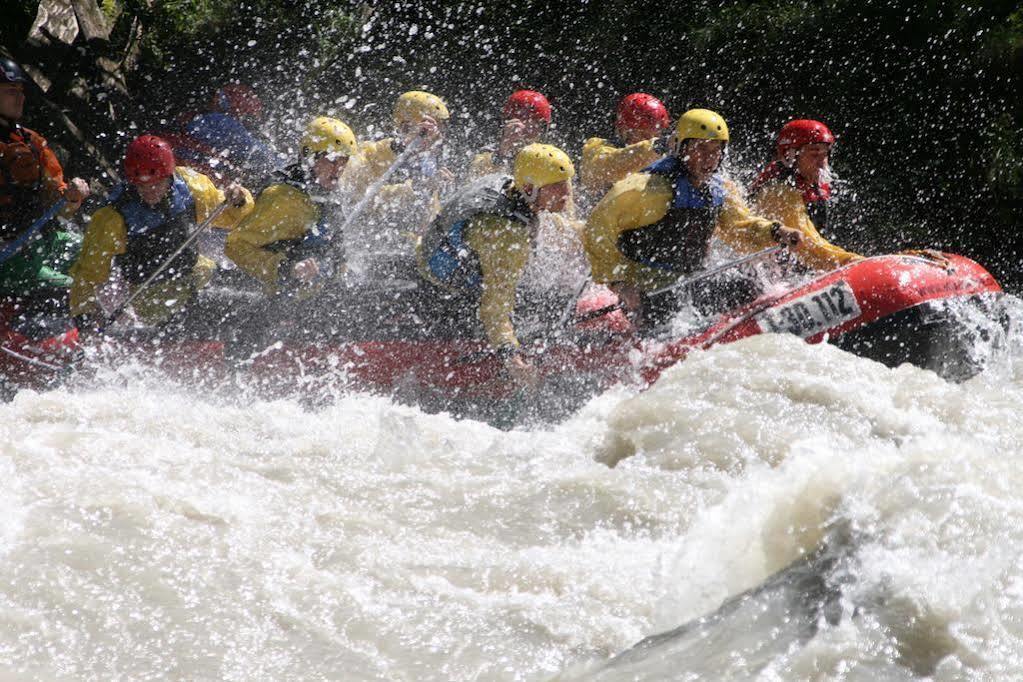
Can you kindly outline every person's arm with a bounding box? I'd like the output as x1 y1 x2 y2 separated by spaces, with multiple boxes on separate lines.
346 138 398 196
581 137 660 193
178 167 254 228
753 182 862 270
712 179 778 253
224 185 318 292
468 151 498 179
69 206 127 318
583 173 674 290
465 214 531 351
32 133 93 218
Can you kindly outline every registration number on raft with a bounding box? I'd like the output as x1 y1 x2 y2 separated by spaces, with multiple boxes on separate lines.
755 281 861 338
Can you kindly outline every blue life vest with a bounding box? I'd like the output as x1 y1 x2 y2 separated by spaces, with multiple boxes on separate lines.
110 174 194 237
422 174 531 291
644 156 726 210
109 174 200 285
427 219 486 290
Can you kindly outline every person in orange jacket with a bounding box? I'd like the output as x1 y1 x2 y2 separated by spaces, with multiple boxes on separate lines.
0 58 91 336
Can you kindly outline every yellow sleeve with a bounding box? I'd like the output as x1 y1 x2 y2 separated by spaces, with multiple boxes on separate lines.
177 167 254 229
468 151 499 179
347 138 398 195
375 179 417 206
583 173 673 289
753 182 862 271
465 214 531 349
69 206 128 316
224 184 319 292
712 180 777 254
580 137 660 194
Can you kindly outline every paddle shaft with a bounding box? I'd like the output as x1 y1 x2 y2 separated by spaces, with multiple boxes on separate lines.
575 246 784 324
102 202 228 329
0 344 65 372
336 135 427 242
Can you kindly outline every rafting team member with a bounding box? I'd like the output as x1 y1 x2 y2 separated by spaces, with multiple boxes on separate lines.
750 119 862 271
584 108 804 329
0 58 91 337
225 116 355 297
468 90 552 178
174 83 281 187
579 93 670 201
418 143 576 385
467 90 590 307
346 90 454 260
70 135 253 336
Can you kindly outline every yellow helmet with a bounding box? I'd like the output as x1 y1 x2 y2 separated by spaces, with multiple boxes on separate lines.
513 143 575 190
301 116 357 157
393 90 450 126
672 109 730 149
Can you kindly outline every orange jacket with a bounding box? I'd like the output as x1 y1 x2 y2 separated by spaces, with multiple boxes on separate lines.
0 123 68 234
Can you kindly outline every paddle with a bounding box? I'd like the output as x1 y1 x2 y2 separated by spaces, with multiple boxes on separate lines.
574 246 784 325
336 134 428 247
0 343 66 372
0 198 67 265
100 202 229 330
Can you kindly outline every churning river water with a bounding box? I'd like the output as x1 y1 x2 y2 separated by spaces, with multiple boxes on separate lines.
2 299 1023 681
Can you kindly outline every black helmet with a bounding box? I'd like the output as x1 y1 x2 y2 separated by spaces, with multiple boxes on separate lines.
0 59 27 85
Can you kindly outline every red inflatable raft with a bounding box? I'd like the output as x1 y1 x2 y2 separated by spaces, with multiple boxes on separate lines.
0 253 1005 416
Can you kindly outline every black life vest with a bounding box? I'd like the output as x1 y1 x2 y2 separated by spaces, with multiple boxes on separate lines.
617 156 727 276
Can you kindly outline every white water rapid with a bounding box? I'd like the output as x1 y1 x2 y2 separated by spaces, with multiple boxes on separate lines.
2 301 1023 680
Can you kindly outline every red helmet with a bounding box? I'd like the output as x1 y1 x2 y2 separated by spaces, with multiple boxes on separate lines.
776 119 835 157
211 83 263 120
124 135 176 185
615 93 670 133
503 90 552 125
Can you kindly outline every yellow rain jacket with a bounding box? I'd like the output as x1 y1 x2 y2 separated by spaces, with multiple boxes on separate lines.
417 173 538 350
751 179 861 271
423 213 531 350
224 180 325 295
70 167 253 324
345 138 442 240
468 149 507 179
579 137 661 196
584 169 776 292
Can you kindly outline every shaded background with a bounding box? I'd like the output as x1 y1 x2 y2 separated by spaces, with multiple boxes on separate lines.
3 0 1021 287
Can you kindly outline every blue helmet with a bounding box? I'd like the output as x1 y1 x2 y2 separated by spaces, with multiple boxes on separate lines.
0 59 27 85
